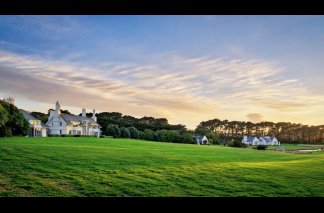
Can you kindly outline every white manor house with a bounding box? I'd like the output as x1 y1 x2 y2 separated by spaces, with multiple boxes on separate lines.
46 101 101 137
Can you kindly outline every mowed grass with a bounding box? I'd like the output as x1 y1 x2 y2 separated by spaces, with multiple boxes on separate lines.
1 137 324 197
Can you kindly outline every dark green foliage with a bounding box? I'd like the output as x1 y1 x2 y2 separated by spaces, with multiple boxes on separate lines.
48 134 60 137
182 133 195 144
227 139 246 148
195 127 210 136
138 131 145 140
0 100 29 137
30 111 48 124
60 109 72 114
143 129 154 141
256 145 268 150
0 103 9 128
206 132 220 144
120 127 130 138
128 126 139 139
106 124 121 138
96 111 187 134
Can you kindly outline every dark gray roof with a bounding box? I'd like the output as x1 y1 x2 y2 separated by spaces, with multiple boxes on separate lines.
18 109 46 127
246 136 258 143
60 113 99 126
264 137 272 143
19 109 37 121
194 135 206 142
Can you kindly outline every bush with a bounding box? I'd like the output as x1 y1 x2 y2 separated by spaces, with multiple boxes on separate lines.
120 127 130 138
128 126 139 139
182 133 195 144
61 134 67 137
256 145 268 150
73 135 81 137
227 139 247 148
144 129 154 141
106 124 121 138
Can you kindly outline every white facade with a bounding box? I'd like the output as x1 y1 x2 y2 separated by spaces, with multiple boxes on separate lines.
242 136 280 146
18 109 47 137
195 135 209 145
46 101 101 137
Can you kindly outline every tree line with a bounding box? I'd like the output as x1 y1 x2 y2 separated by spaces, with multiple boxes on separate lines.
195 118 324 144
103 124 196 144
3 101 322 145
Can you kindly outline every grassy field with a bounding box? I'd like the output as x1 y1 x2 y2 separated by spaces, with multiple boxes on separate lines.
1 137 324 197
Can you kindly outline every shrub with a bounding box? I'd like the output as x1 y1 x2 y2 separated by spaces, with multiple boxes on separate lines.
143 129 154 141
182 133 195 144
106 124 121 138
227 139 246 148
128 126 139 139
73 135 81 137
120 127 130 138
61 134 67 137
257 145 268 150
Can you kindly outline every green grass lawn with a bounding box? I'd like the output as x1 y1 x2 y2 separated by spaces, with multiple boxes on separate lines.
1 137 324 197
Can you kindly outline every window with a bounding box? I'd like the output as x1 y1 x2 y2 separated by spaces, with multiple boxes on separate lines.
60 122 62 126
60 130 62 134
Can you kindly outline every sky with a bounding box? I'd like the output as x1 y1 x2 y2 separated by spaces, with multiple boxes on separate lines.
0 15 323 129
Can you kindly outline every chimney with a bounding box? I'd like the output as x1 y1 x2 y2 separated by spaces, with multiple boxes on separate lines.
82 108 86 117
55 101 61 115
48 109 54 120
92 109 97 122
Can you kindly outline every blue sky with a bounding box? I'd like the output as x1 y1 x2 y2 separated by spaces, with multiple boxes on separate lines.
0 15 323 129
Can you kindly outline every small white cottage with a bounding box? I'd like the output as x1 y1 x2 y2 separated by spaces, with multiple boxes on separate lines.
194 135 209 145
46 101 101 137
242 136 260 146
242 135 280 146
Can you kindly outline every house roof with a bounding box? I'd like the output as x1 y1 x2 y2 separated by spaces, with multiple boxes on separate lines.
245 136 258 143
60 113 99 126
18 109 47 127
194 135 207 142
260 137 271 143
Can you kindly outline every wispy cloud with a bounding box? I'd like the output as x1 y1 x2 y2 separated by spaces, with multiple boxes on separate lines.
1 49 323 128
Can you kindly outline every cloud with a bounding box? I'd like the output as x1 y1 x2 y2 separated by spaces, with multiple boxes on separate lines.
1 50 324 128
247 113 263 123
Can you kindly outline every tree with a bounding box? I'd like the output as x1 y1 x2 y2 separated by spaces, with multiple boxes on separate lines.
128 126 139 139
61 109 72 114
0 100 29 137
120 127 130 138
0 103 9 128
106 124 121 138
194 127 210 135
182 133 195 144
138 131 145 140
143 129 154 141
31 111 48 124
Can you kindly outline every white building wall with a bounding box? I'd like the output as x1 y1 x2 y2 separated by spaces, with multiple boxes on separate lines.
48 116 68 135
41 129 47 137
